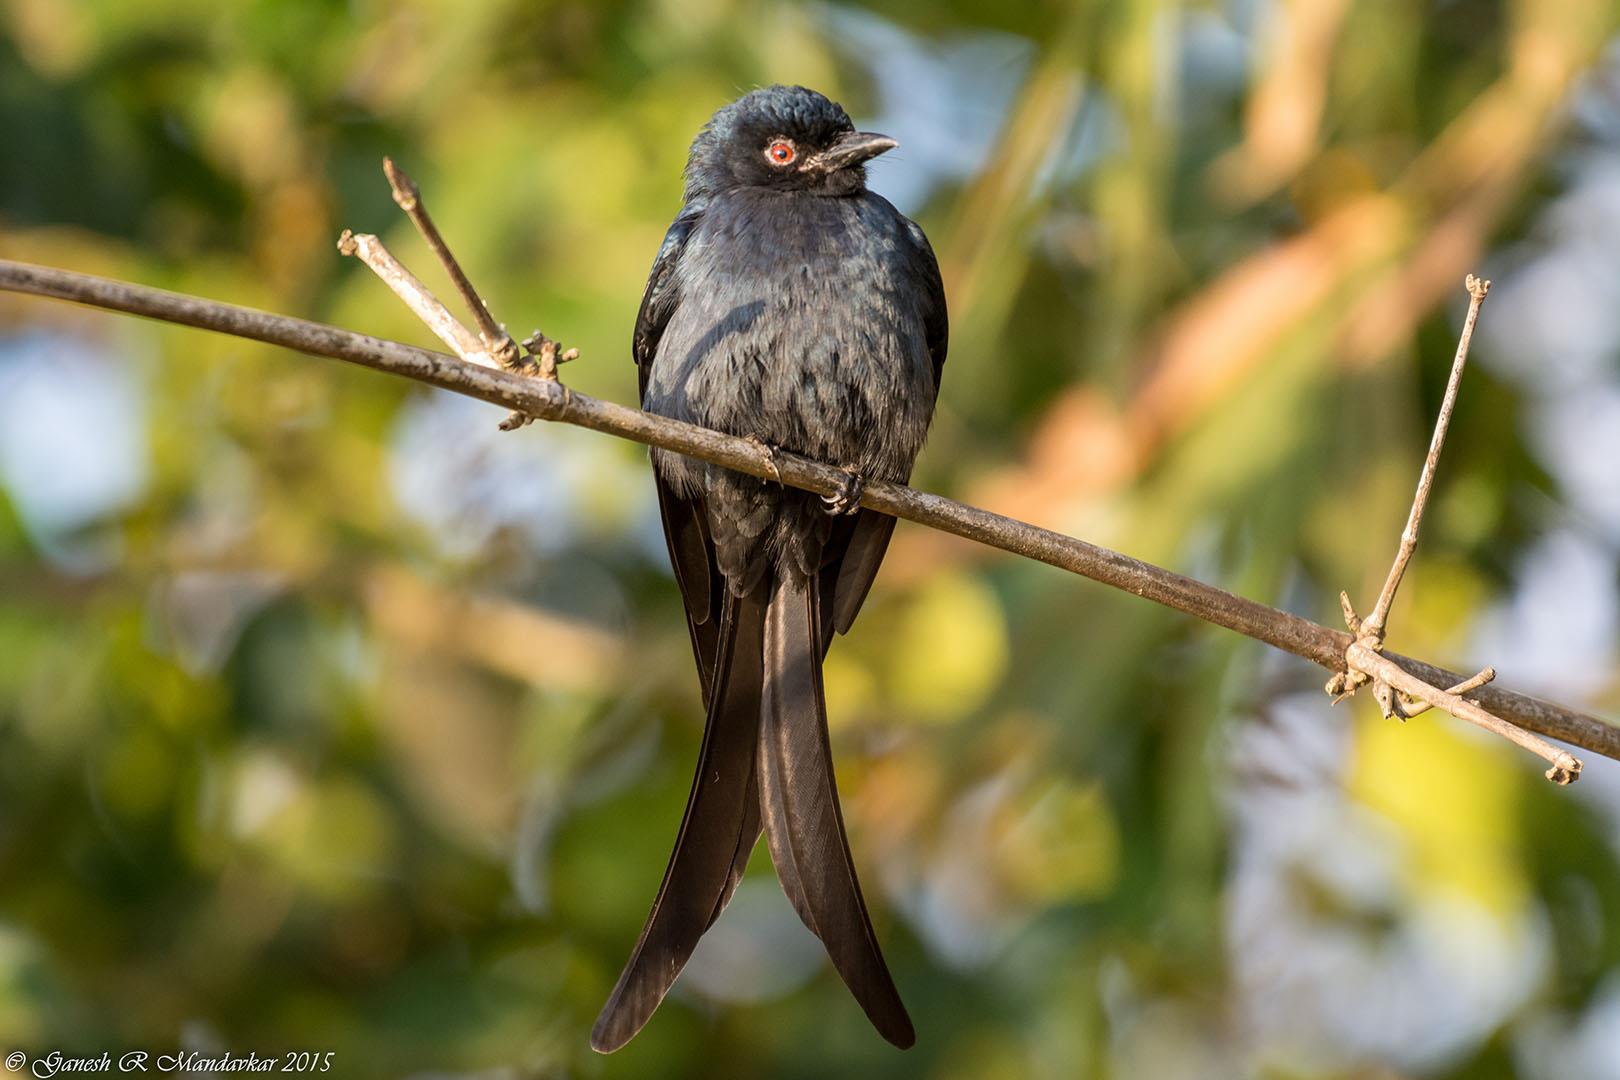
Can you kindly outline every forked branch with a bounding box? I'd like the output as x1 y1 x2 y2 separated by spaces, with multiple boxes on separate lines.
0 187 1614 777
1327 276 1582 784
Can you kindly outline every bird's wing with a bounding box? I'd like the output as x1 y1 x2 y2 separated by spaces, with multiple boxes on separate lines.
759 569 915 1049
828 215 948 636
655 483 723 700
591 590 768 1053
907 215 950 396
635 205 726 700
635 205 705 393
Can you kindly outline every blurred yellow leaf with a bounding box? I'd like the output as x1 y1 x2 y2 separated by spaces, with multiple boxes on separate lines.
1348 712 1528 918
890 571 1008 721
994 776 1120 906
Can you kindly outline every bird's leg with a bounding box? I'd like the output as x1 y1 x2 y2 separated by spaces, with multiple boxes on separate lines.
821 467 865 516
743 434 782 483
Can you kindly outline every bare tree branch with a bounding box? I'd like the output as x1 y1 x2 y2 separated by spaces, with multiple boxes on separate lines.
2 255 1617 769
381 156 521 371
1322 274 1583 783
1392 665 1495 720
336 228 488 363
1347 642 1581 783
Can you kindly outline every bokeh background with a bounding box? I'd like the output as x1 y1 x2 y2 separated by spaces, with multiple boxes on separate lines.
4 0 1620 1077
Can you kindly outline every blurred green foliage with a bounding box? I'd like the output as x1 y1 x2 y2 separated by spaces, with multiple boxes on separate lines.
3 0 1620 1077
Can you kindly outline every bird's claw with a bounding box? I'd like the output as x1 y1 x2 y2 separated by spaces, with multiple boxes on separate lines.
822 468 864 516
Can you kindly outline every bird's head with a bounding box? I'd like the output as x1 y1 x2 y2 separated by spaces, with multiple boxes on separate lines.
683 85 897 200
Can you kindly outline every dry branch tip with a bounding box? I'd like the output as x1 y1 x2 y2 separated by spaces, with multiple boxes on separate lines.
1547 755 1582 785
369 157 526 374
382 156 420 212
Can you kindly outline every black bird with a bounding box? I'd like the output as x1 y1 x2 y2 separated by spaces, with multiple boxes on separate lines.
593 85 947 1053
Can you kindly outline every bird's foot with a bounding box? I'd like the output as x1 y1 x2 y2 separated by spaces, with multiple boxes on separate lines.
744 434 782 483
821 467 865 516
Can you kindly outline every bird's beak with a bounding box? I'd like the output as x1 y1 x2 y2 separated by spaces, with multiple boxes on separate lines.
819 131 899 172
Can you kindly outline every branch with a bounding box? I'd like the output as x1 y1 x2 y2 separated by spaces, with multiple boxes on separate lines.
1362 275 1489 643
336 229 487 363
380 156 520 371
337 160 576 402
1347 643 1580 784
2 255 1617 770
1324 275 1582 783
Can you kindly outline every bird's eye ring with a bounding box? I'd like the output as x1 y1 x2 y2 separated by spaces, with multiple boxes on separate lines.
765 139 796 167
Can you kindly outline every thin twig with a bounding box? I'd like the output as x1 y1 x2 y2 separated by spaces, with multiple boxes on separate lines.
382 157 521 371
1396 666 1494 719
1348 644 1579 783
1361 274 1490 642
355 167 575 424
1328 275 1581 783
2 256 1617 767
337 229 487 364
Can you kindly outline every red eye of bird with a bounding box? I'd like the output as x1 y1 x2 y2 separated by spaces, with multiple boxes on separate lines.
766 140 796 166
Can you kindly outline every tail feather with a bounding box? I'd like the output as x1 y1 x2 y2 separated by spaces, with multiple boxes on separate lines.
705 792 762 931
591 592 767 1054
757 707 816 932
759 571 915 1049
830 510 897 636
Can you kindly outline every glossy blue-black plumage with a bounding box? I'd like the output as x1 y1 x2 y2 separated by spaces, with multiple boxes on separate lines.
594 85 946 1054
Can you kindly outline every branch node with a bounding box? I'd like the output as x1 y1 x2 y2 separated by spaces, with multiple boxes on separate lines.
1546 754 1582 786
522 329 576 382
1339 591 1362 636
521 327 579 382
1373 679 1399 721
499 411 536 431
486 330 521 372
